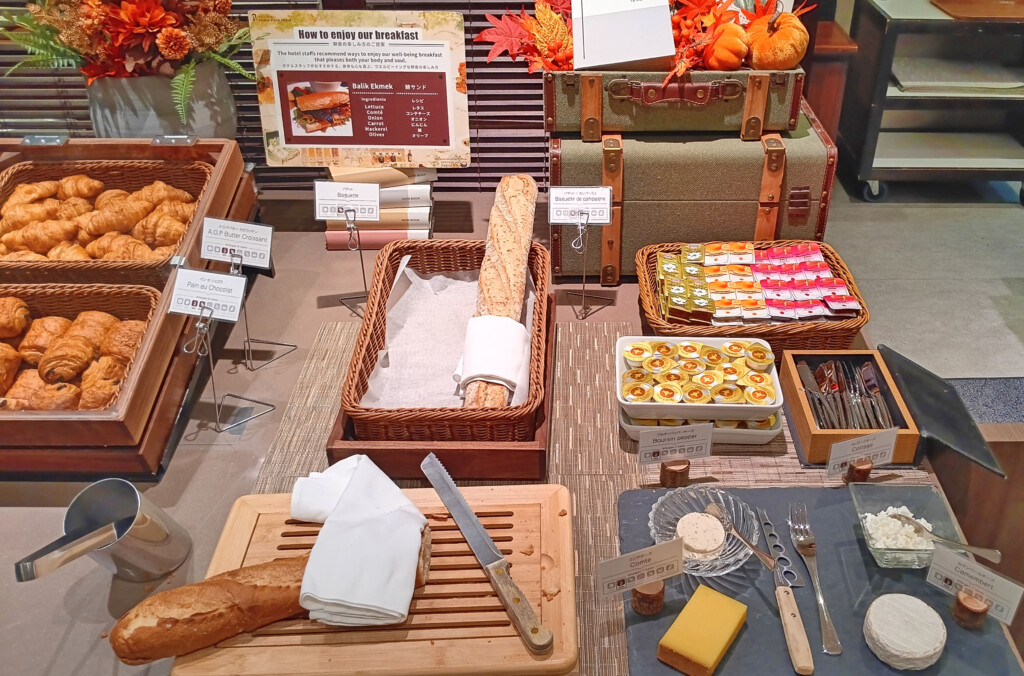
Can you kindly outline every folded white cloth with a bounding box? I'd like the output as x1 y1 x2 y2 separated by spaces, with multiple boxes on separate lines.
453 314 531 395
292 455 426 626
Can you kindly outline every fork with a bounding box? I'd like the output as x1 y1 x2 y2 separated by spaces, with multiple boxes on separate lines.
789 503 843 655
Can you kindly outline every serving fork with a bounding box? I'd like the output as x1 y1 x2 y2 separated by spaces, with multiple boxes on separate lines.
789 503 842 655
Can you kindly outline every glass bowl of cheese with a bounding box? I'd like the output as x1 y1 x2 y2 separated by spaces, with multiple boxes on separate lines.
649 486 759 577
850 483 965 569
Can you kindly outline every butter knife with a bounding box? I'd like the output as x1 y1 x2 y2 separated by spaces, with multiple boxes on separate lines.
421 453 553 654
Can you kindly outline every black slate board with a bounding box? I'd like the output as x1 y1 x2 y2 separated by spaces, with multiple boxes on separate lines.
619 487 1023 675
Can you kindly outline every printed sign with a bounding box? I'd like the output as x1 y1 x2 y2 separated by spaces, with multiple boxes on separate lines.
826 427 897 478
169 268 246 323
314 181 381 222
548 186 613 225
201 218 274 269
597 539 684 597
250 10 469 168
928 545 1023 625
638 423 714 465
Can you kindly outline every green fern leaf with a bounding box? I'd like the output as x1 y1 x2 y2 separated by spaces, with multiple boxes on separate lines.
171 61 196 125
5 54 78 75
205 51 255 80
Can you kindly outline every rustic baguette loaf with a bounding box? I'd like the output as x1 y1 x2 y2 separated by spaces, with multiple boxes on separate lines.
463 174 538 409
110 525 432 665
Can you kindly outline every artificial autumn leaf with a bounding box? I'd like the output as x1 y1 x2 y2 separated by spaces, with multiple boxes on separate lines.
474 12 530 63
547 0 572 16
678 0 723 21
663 50 701 86
524 0 572 58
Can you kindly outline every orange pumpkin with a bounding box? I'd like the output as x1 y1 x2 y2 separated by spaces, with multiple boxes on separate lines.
746 10 809 70
705 23 749 71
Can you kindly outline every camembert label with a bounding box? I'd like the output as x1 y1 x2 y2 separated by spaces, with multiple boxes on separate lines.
928 545 1023 625
597 539 683 598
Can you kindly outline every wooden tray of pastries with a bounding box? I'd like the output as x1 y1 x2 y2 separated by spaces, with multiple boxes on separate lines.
0 283 179 447
0 138 244 287
171 486 578 676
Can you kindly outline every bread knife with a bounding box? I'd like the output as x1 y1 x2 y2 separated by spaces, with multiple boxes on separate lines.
421 453 554 654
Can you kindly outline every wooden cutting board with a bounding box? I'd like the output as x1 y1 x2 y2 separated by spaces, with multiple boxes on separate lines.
171 485 578 676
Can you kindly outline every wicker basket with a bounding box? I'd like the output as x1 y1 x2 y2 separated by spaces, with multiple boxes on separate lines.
0 159 213 287
636 240 869 352
341 239 550 442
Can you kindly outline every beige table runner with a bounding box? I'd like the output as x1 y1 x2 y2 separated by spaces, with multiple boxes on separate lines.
253 320 931 675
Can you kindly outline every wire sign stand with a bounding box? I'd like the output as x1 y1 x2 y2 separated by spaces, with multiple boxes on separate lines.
549 186 615 320
337 207 370 318
228 254 297 371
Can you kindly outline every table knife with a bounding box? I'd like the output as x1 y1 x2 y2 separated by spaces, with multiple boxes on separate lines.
775 566 814 675
797 362 831 429
421 453 554 654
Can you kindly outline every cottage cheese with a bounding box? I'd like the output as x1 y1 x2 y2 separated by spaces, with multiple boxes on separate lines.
862 506 934 550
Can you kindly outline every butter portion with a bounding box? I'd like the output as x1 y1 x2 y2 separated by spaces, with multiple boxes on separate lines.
657 585 746 676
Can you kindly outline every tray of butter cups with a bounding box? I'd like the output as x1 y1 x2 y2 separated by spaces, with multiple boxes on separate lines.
617 409 782 445
617 336 784 421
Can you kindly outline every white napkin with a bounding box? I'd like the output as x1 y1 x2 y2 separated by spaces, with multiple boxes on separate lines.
453 314 531 397
292 455 427 626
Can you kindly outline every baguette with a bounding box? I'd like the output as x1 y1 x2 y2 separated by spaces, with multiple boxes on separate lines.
110 525 433 665
463 174 538 408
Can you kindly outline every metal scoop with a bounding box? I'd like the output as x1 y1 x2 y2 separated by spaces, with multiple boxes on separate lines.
891 514 1002 564
705 503 776 571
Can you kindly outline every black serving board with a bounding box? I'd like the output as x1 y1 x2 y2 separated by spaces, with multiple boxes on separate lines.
620 487 1023 675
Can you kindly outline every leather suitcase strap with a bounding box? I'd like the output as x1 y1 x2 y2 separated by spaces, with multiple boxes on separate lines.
601 134 623 286
607 78 744 107
741 73 770 140
755 133 786 240
580 74 603 141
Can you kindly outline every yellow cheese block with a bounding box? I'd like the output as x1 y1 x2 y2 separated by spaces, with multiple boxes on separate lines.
657 584 747 675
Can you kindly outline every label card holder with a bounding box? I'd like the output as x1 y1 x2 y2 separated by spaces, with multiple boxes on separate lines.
169 268 247 323
826 427 898 478
927 545 1023 625
548 186 613 225
638 423 714 466
597 539 684 597
201 218 274 270
314 181 380 222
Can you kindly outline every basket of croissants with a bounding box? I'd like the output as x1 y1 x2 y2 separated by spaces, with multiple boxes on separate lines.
0 285 166 447
0 159 213 286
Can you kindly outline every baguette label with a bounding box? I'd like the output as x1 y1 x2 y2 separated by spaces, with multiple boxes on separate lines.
169 269 247 323
201 218 274 270
548 186 612 225
314 181 380 222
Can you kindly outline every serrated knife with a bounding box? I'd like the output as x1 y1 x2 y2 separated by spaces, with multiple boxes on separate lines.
421 453 553 654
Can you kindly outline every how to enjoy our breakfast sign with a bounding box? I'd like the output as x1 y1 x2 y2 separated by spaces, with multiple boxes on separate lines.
249 10 470 168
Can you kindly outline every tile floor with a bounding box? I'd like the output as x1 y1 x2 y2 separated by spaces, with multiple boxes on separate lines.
0 179 1021 675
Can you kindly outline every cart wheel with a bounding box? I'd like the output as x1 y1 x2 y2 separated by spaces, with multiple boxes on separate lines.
861 181 889 203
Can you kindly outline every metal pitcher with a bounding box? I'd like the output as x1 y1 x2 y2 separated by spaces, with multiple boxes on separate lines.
14 478 192 583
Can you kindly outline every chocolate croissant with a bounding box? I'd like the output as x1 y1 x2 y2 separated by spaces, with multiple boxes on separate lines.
66 311 119 348
0 343 21 395
0 397 28 411
57 175 105 200
0 297 30 338
5 368 46 401
100 320 146 365
32 380 82 410
86 232 153 260
56 197 94 220
21 219 79 254
131 181 193 204
47 241 91 261
38 334 96 384
82 355 127 388
94 189 130 211
0 198 61 234
80 356 126 410
130 213 186 247
18 316 72 365
1 181 59 216
2 250 47 261
76 199 154 237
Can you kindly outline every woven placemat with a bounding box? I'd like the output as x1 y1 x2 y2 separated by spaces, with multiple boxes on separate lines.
251 320 935 676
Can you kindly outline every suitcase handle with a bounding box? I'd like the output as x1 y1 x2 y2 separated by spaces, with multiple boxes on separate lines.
607 79 743 106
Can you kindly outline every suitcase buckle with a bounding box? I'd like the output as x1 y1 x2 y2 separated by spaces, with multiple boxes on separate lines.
788 187 811 219
607 79 638 101
716 80 744 101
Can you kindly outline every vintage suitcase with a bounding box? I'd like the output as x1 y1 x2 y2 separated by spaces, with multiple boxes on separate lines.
544 69 805 141
549 101 836 284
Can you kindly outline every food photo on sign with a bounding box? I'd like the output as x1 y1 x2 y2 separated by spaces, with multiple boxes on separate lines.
284 80 354 136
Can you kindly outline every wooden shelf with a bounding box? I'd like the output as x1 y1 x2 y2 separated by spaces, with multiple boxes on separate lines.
887 84 1024 102
872 132 1024 170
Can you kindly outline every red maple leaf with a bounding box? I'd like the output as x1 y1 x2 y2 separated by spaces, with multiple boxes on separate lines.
474 13 531 63
547 0 572 15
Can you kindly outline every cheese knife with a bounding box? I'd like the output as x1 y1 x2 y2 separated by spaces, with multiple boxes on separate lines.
776 565 814 674
421 453 554 654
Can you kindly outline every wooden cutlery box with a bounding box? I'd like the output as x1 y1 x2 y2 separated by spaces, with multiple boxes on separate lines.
780 350 920 464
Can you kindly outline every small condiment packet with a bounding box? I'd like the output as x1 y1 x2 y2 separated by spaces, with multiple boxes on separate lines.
766 246 787 265
790 279 822 300
726 264 753 279
794 299 826 319
729 280 762 301
766 299 797 320
713 298 743 319
681 243 705 265
799 261 833 280
750 263 773 283
704 242 729 266
704 265 730 281
726 241 754 265
682 263 704 281
823 294 863 312
708 281 734 301
760 279 792 300
777 263 804 281
805 242 826 262
754 249 770 264
741 299 770 320
817 277 848 296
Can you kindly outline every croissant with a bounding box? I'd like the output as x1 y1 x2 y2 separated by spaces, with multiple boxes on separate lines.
77 199 154 237
94 189 130 211
65 311 120 348
76 229 97 247
0 243 7 256
1 181 59 216
0 198 61 234
154 200 196 223
21 219 79 254
1 228 27 251
5 369 46 401
79 379 120 410
32 380 82 410
56 197 94 220
0 297 30 338
131 213 186 247
57 175 105 200
131 181 193 204
47 241 91 261
150 245 178 260
100 320 146 365
82 355 127 389
0 397 28 411
38 334 96 383
0 343 21 395
86 232 153 260
3 251 47 261
18 316 72 365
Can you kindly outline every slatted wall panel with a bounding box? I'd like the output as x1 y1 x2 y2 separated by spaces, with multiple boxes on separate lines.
0 1 546 192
